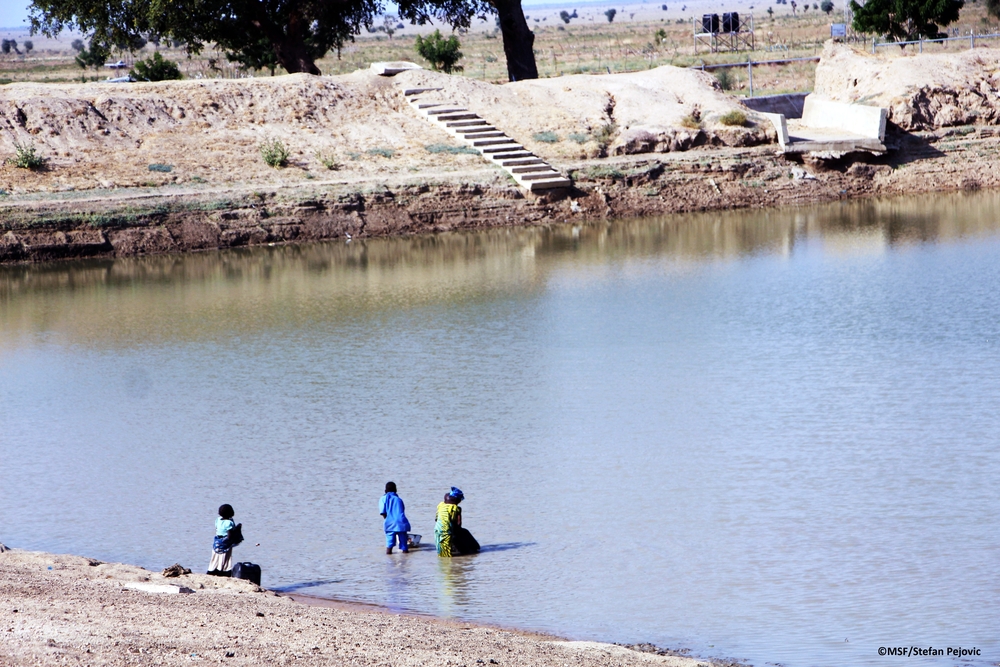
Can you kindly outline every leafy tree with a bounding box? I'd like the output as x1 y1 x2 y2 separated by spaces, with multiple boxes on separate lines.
73 39 106 69
131 51 182 81
987 0 1000 19
767 6 774 15
605 7 617 21
24 40 34 53
654 27 668 43
1 39 19 55
850 0 963 40
560 9 572 22
821 0 834 12
70 37 84 51
415 29 463 72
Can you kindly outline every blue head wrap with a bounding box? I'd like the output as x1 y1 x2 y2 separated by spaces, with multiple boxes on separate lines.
449 486 464 501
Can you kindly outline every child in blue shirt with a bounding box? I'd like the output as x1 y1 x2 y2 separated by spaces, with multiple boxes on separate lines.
379 482 411 554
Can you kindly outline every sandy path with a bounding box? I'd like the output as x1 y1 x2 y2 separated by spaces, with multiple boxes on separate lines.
0 547 718 667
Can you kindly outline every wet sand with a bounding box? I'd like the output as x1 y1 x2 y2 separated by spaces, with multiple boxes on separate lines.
0 546 723 667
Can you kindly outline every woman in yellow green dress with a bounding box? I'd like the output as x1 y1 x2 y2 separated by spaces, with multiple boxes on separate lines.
435 487 464 557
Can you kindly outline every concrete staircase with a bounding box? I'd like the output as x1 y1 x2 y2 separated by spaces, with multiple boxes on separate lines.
403 87 571 193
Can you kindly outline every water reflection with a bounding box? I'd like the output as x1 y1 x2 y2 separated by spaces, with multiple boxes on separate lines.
4 191 1000 352
436 555 476 616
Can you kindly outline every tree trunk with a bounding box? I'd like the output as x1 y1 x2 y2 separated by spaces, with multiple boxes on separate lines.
493 0 538 81
273 39 320 75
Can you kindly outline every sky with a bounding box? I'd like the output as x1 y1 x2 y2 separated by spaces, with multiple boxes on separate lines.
1 2 30 29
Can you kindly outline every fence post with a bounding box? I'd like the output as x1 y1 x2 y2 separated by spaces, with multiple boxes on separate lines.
971 32 975 48
919 38 923 53
871 38 876 54
748 58 754 97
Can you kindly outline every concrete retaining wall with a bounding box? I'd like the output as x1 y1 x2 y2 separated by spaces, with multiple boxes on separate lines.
742 94 807 119
801 96 887 141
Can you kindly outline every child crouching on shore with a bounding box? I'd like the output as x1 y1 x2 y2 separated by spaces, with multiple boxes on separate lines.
208 504 242 576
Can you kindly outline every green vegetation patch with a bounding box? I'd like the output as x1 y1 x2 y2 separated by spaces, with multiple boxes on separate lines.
366 147 395 158
425 143 479 155
533 131 560 143
568 132 590 144
718 110 749 127
584 165 624 179
6 142 46 170
148 163 173 173
259 138 290 168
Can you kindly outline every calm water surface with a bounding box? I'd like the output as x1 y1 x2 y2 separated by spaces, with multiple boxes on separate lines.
2 193 1000 666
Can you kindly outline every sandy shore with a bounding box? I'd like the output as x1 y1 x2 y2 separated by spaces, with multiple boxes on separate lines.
0 545 725 667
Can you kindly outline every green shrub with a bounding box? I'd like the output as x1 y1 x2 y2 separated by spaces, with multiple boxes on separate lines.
425 143 479 154
654 28 668 44
259 138 290 168
131 52 182 82
593 122 618 145
533 131 560 143
604 8 617 22
568 132 590 144
680 114 701 130
315 152 340 169
715 68 734 91
719 110 749 127
148 163 173 172
415 30 463 73
6 141 46 170
366 147 395 158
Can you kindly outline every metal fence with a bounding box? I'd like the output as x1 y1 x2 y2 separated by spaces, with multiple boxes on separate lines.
871 31 1000 53
690 56 820 97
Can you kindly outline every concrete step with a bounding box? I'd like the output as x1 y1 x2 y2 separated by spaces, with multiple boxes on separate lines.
446 120 491 128
460 127 500 135
518 171 563 181
481 144 524 153
511 165 558 174
463 132 506 140
524 176 572 191
426 108 468 116
490 151 534 161
500 158 545 167
417 103 446 109
403 87 443 96
436 114 480 123
473 138 519 147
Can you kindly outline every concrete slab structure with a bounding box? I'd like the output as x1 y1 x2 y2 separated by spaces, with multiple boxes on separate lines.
370 61 423 76
402 88 571 193
761 95 888 155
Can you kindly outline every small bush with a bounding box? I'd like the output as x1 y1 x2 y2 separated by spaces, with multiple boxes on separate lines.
7 141 46 170
680 114 701 129
425 143 479 154
719 110 749 127
315 152 340 169
259 138 290 168
148 163 173 172
715 68 734 91
533 131 560 143
415 30 463 73
131 52 182 82
593 122 618 145
366 147 395 158
604 8 617 22
568 132 590 144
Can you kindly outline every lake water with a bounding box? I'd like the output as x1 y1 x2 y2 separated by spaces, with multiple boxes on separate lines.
2 192 999 667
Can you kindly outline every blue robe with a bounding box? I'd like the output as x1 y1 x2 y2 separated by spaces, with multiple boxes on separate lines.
379 492 411 533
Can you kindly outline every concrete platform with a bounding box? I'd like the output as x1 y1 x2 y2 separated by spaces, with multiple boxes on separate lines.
761 95 888 155
370 61 422 76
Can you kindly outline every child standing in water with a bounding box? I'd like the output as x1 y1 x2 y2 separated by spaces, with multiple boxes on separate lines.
380 482 411 554
208 504 240 576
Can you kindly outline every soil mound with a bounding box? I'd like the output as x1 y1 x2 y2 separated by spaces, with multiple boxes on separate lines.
813 42 1000 130
397 66 773 156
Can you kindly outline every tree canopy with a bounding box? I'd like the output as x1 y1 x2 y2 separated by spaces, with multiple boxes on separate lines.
850 0 963 41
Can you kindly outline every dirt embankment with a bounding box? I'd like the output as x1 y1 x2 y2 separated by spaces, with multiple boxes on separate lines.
2 48 1000 264
814 42 1000 130
0 546 714 667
